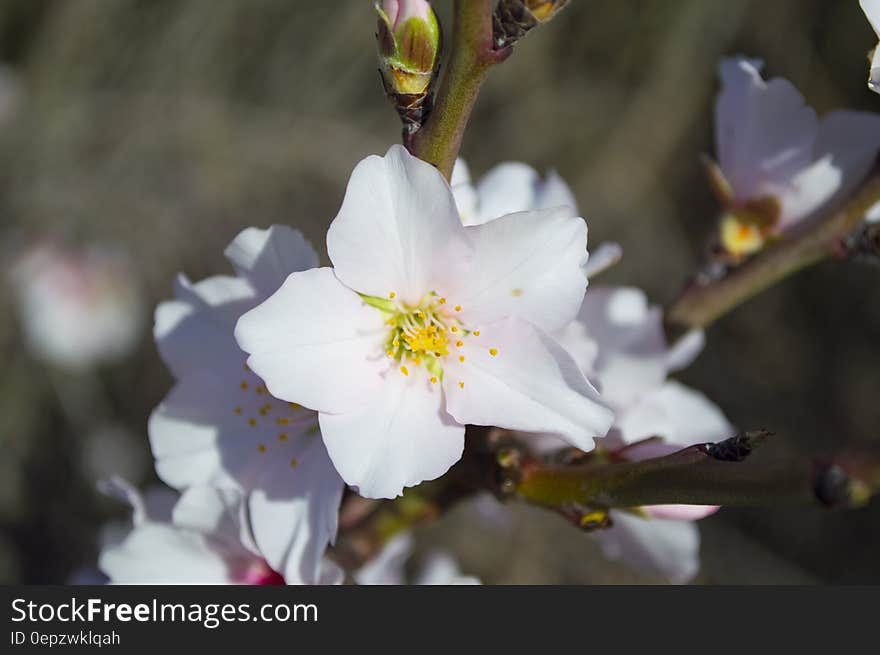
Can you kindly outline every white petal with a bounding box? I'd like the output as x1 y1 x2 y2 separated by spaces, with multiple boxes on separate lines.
224 225 320 297
354 532 413 585
715 57 818 202
665 329 705 372
235 267 387 415
871 47 880 94
97 477 176 526
867 201 880 224
443 318 614 451
171 486 248 545
863 0 880 37
415 551 481 585
772 110 880 229
450 207 589 333
554 318 599 377
595 511 701 584
616 381 734 447
319 371 465 499
576 286 668 409
99 524 238 584
326 145 471 304
583 242 623 279
534 169 579 213
473 162 540 222
247 436 345 585
155 274 256 380
451 158 480 226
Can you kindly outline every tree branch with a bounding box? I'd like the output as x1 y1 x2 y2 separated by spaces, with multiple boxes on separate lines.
514 431 880 513
407 0 510 179
665 169 880 336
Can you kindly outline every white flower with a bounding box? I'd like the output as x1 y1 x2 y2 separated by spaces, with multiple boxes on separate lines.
98 478 342 585
235 145 614 499
9 241 143 370
550 286 733 583
862 0 880 93
354 533 480 585
711 56 880 256
148 226 345 584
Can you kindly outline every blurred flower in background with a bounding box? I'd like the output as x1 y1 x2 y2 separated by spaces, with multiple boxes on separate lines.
8 240 144 371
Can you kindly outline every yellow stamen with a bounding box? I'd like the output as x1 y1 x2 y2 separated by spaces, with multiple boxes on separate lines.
454 305 462 312
473 330 481 336
456 340 463 348
258 444 266 453
489 348 498 356
290 458 298 468
430 376 438 384
278 433 288 442
234 406 242 415
459 355 465 363
458 381 465 389
389 292 396 299
400 366 409 376
240 381 249 390
248 418 257 427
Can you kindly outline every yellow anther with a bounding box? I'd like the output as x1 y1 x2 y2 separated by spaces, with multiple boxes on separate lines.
387 350 395 357
473 330 481 336
240 381 249 390
416 310 425 318
259 408 269 416
278 433 288 442
451 326 459 333
256 386 266 395
276 417 289 425
489 348 498 357
288 402 300 410
243 364 250 372
459 355 465 363
234 406 242 415
430 376 438 384
456 340 463 348
389 292 396 299
439 297 446 304
400 366 409 376
248 418 257 427
258 444 266 453
413 356 422 366
290 458 298 468
387 319 396 327
454 305 462 312
458 381 465 389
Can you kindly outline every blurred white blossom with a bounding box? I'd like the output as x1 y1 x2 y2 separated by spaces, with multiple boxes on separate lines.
355 532 480 585
9 241 143 371
149 226 345 585
235 145 613 499
98 478 342 585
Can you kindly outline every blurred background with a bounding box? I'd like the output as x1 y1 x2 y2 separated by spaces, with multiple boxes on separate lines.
0 0 878 584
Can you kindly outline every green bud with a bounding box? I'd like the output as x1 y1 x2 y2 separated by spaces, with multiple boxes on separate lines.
376 0 441 97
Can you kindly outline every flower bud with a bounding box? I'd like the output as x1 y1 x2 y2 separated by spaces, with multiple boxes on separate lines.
493 0 569 49
376 0 441 132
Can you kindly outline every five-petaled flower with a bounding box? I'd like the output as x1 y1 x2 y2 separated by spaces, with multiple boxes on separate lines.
235 145 614 499
148 226 345 584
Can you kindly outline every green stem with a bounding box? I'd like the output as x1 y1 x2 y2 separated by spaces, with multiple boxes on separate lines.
665 170 880 333
408 0 510 179
516 434 880 511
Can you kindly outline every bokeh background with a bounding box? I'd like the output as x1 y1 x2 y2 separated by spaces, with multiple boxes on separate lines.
1 0 878 584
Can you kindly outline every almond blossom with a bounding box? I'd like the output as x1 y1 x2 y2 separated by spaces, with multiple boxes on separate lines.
710 56 880 256
551 285 734 583
235 145 614 499
354 532 480 585
98 478 341 585
148 226 345 584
